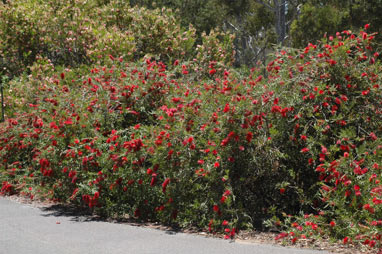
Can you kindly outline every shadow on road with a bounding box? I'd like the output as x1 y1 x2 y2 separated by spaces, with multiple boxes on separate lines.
39 203 182 236
40 204 97 222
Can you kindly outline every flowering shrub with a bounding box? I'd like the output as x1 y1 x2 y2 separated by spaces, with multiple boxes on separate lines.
262 27 382 250
0 0 233 78
0 3 381 249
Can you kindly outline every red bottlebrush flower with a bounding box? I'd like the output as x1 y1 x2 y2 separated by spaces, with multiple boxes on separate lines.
370 132 378 140
275 232 288 240
150 174 157 186
33 118 44 128
39 158 50 169
223 103 230 113
209 69 216 75
246 132 253 142
213 205 219 212
222 220 229 226
120 71 127 78
330 221 336 227
220 138 229 146
208 220 213 232
280 188 286 194
228 131 235 139
93 191 99 199
70 188 79 200
343 236 350 244
172 97 182 103
223 190 231 196
214 162 220 168
365 24 370 30
328 59 337 66
354 185 361 196
68 170 76 178
162 178 170 193
363 204 375 214
340 145 350 152
301 147 309 153
1 181 13 194
60 72 65 79
271 105 281 113
230 228 236 237
64 118 73 125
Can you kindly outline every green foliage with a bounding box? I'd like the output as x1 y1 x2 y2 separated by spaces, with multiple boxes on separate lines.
130 0 227 36
290 3 342 47
0 0 233 78
290 0 382 48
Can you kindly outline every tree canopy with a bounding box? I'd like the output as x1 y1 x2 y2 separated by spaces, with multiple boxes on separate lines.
125 0 382 66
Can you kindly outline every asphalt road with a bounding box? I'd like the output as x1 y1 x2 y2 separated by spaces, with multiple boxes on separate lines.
0 197 329 254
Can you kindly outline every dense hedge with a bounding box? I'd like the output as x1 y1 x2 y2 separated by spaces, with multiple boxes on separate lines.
1 1 382 251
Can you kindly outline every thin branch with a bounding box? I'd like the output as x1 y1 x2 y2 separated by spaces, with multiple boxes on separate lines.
226 21 241 32
254 0 273 11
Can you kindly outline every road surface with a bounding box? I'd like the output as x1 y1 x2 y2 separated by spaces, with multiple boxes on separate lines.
0 197 329 254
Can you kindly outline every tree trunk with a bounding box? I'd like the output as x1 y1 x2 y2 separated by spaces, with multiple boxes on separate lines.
274 0 286 44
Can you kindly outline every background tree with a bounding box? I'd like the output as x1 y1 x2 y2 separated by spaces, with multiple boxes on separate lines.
290 0 382 48
128 0 300 66
126 0 382 65
289 2 342 47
